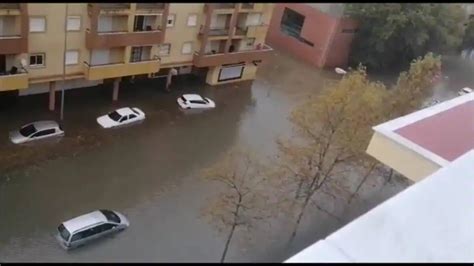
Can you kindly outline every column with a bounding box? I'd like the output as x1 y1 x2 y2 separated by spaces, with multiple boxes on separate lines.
112 78 120 101
49 81 56 111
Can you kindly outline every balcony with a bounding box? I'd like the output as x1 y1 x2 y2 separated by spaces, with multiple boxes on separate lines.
136 3 165 11
90 3 131 15
0 4 19 9
0 35 27 54
241 3 254 9
204 3 236 14
86 29 164 49
0 73 28 92
83 59 160 81
193 44 273 67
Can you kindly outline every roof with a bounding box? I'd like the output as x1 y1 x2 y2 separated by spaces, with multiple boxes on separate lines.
182 94 204 101
116 107 135 116
29 120 59 131
62 210 107 233
286 149 474 262
373 92 474 167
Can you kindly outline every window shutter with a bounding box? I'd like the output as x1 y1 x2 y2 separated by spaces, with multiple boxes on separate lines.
187 14 197 26
30 17 46 32
65 51 79 65
67 16 81 31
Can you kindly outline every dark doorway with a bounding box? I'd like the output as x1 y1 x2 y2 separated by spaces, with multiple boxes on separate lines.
0 55 6 74
134 16 145 31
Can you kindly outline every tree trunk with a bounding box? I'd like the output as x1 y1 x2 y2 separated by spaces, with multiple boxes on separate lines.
294 177 305 200
348 163 376 204
220 196 242 263
220 222 237 263
290 194 311 242
385 168 394 184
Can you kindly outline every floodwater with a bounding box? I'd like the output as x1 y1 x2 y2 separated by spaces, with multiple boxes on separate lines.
0 49 447 262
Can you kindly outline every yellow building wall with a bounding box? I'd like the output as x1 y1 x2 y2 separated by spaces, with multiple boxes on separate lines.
161 3 203 66
205 62 257 85
65 4 89 76
366 132 442 182
27 4 68 79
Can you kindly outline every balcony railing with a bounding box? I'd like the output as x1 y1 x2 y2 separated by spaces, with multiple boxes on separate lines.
0 73 28 92
193 44 273 67
208 28 230 36
136 3 165 10
86 28 164 49
210 3 236 9
0 35 27 54
97 3 131 9
241 3 254 9
0 4 20 9
83 59 160 80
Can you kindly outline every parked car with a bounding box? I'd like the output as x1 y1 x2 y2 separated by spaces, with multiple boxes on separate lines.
96 107 145 129
9 120 64 144
177 94 215 110
56 209 130 250
458 87 473 96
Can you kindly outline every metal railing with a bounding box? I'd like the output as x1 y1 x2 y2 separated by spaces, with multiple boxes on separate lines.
0 4 20 9
136 3 165 9
97 3 131 9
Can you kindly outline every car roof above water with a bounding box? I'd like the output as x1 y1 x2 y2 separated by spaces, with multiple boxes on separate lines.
182 94 205 101
116 107 138 116
62 210 108 233
26 120 60 131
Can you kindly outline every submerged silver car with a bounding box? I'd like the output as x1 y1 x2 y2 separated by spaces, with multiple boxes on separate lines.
9 120 64 144
56 209 130 250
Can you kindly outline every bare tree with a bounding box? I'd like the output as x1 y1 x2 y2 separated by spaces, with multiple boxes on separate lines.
200 148 270 263
269 66 389 241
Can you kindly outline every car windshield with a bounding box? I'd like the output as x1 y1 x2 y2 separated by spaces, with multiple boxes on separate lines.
19 124 37 137
180 96 187 103
100 209 121 223
58 224 70 241
108 111 122 122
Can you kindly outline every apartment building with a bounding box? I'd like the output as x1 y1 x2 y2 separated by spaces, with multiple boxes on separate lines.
266 4 357 68
0 3 273 110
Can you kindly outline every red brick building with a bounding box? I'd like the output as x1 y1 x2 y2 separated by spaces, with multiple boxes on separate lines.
266 3 358 68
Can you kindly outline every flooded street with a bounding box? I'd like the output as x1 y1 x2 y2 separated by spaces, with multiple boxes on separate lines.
3 49 470 262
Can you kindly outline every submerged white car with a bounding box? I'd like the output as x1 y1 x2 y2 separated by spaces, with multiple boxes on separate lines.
9 120 64 144
96 107 145 129
56 209 130 250
458 87 473 96
177 94 215 110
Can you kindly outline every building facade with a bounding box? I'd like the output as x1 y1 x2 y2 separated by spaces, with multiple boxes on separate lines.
0 3 273 110
266 3 357 68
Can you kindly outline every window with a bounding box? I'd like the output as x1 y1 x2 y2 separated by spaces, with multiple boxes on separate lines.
280 8 305 38
32 128 55 138
29 53 45 67
181 42 192 55
167 14 175 27
100 210 120 223
190 100 206 105
159 43 171 56
280 8 314 46
129 114 137 119
65 50 79 65
30 17 46 32
131 47 143 63
187 14 197 26
95 223 115 234
67 16 81 31
19 124 37 137
108 111 122 122
119 116 128 123
71 232 83 242
246 38 256 47
246 13 262 26
58 224 70 241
